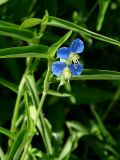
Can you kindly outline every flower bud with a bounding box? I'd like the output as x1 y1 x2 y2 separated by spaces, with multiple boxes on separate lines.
62 67 72 80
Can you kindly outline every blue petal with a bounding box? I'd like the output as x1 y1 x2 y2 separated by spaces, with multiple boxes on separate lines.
70 38 84 54
52 61 66 76
68 64 83 76
57 47 70 60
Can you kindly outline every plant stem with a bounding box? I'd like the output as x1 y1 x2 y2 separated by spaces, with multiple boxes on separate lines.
21 59 53 159
21 136 33 160
10 77 25 133
35 59 53 155
35 59 52 121
10 57 34 134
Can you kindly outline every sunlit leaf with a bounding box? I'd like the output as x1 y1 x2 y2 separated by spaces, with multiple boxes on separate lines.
0 0 8 5
21 18 41 28
48 30 72 57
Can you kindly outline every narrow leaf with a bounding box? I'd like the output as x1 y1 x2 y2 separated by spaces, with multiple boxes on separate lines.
58 133 77 160
25 74 39 108
48 16 120 46
57 69 120 81
48 30 72 57
24 94 36 134
0 45 49 58
66 121 90 135
0 147 5 160
7 129 29 160
0 77 18 93
97 0 111 31
0 127 16 140
21 18 41 28
91 106 116 145
0 25 34 42
25 74 53 154
0 20 18 28
48 90 71 97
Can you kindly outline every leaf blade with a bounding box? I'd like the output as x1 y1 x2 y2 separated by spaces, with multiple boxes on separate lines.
57 69 120 81
97 0 111 31
21 18 41 28
0 45 49 58
0 127 16 140
0 77 18 93
48 16 120 46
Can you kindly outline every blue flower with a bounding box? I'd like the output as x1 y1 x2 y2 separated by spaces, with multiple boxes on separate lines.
57 38 84 64
52 61 83 78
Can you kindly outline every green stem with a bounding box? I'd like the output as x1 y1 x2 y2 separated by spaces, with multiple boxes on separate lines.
35 92 46 122
21 59 53 159
10 57 35 134
35 59 53 155
35 60 52 121
10 77 25 133
21 136 33 160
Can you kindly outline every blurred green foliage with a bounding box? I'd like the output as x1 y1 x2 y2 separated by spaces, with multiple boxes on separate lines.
0 0 120 159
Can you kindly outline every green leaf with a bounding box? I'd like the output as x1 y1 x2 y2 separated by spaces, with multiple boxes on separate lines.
31 148 53 160
0 77 18 93
91 106 116 145
0 0 8 5
24 94 36 134
25 74 39 107
25 74 53 154
58 132 78 160
0 147 5 160
0 45 49 58
7 129 28 160
0 20 18 28
66 121 90 136
44 118 52 145
48 90 71 97
21 18 41 28
38 10 49 38
48 16 120 46
97 0 111 31
48 30 72 57
57 69 120 80
0 127 16 140
0 24 34 42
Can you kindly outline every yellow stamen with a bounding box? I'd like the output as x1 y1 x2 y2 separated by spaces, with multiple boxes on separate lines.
69 52 80 65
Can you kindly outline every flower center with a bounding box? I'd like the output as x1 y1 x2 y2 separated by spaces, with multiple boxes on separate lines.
62 67 71 82
68 52 80 65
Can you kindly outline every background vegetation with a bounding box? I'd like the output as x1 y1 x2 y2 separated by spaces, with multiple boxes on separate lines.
0 0 120 159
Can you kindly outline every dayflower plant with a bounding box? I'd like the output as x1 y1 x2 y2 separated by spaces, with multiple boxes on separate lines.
52 38 84 84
